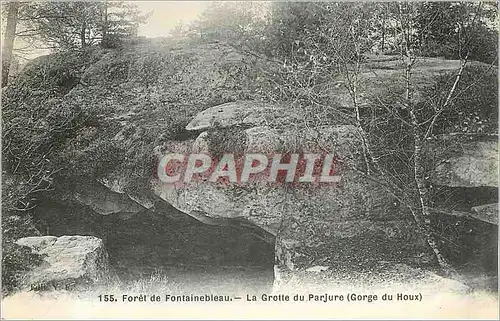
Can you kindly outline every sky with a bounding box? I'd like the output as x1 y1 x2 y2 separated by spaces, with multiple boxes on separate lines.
135 1 209 38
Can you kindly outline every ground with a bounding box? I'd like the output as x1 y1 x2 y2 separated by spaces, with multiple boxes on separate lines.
2 265 498 319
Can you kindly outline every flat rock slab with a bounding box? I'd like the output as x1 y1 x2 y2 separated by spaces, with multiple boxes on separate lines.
16 235 109 290
186 101 290 131
471 203 498 225
429 138 498 188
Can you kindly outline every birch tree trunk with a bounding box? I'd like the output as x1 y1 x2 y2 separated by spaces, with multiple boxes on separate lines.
397 1 457 277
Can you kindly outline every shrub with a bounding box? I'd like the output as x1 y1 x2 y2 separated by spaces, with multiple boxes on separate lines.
2 214 43 296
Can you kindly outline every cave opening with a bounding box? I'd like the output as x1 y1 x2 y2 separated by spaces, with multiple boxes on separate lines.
32 200 276 294
430 185 498 291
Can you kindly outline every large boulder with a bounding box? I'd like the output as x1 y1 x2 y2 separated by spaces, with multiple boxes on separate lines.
186 101 291 131
16 235 109 290
153 122 364 233
429 136 498 188
153 101 436 285
471 203 498 225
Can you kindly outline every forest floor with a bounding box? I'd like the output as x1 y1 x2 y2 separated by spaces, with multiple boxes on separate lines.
2 264 498 319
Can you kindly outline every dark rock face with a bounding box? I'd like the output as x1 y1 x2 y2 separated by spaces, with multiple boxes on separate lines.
32 200 274 278
429 185 498 287
425 135 498 286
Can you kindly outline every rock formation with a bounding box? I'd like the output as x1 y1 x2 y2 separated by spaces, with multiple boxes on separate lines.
429 135 498 188
157 100 438 290
3 38 497 292
16 235 109 290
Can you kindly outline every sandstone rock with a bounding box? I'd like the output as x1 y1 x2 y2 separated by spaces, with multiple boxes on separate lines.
192 131 210 153
244 126 283 152
153 121 434 277
72 182 144 215
152 124 366 234
471 203 498 225
333 57 488 110
16 235 109 290
153 181 284 235
430 138 497 188
185 101 287 131
305 265 330 272
98 176 128 194
128 194 155 210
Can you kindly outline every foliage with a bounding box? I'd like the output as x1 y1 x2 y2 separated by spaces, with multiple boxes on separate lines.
415 2 498 64
2 214 43 296
266 3 375 63
2 48 107 211
13 1 148 50
192 2 497 65
189 1 269 49
419 65 498 135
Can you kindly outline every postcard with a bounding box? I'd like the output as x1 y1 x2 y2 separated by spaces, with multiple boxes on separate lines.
1 1 498 319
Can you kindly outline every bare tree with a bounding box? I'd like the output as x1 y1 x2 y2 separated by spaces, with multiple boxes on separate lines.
395 1 455 272
192 2 496 278
324 2 496 278
2 1 20 87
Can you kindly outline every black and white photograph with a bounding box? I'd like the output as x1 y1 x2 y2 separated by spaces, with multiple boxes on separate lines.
1 1 498 319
